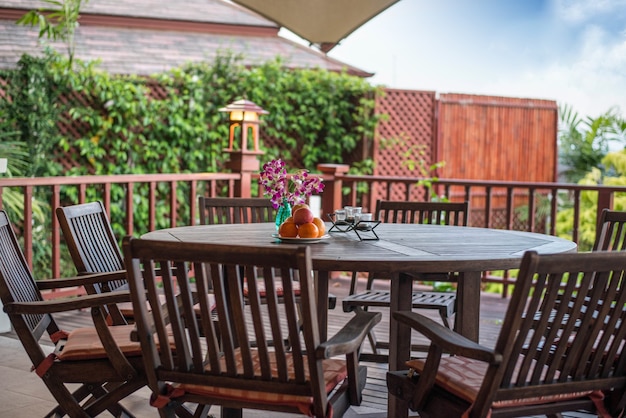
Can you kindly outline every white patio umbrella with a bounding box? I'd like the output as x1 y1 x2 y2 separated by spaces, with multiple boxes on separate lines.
231 0 400 52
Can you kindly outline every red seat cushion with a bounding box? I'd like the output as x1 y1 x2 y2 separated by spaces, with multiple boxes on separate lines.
56 324 142 360
180 348 346 416
243 279 301 297
406 356 611 416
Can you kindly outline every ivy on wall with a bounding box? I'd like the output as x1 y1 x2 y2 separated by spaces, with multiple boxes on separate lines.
1 50 381 178
0 49 382 277
5 50 381 178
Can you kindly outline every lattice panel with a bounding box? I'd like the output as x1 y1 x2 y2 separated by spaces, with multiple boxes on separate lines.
260 132 305 169
373 89 436 202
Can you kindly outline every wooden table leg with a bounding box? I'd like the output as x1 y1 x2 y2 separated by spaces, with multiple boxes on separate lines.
316 270 329 342
387 271 413 418
454 271 481 342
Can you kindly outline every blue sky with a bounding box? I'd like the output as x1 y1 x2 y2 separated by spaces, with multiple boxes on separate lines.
284 0 626 119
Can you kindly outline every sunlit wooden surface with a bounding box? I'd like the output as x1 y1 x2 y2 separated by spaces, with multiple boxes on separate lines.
0 274 595 417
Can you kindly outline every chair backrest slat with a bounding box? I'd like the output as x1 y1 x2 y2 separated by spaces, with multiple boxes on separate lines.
57 201 124 273
199 197 275 225
593 208 626 251
375 200 469 226
473 250 626 415
193 261 222 371
56 202 129 325
124 238 326 402
123 237 320 400
0 211 60 361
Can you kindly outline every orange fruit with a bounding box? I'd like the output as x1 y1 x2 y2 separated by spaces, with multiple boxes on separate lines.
293 207 314 225
292 203 310 214
279 221 298 238
312 217 326 237
298 222 319 238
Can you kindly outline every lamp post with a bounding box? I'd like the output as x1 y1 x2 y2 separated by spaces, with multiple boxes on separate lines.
219 100 268 197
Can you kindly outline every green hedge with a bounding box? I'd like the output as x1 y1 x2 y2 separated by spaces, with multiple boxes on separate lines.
0 49 382 277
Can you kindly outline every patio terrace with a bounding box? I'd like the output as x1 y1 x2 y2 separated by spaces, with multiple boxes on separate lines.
0 274 595 418
0 168 616 416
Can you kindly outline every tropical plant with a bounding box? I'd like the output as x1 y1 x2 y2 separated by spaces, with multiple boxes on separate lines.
558 104 625 183
16 0 87 69
556 152 626 251
0 129 30 218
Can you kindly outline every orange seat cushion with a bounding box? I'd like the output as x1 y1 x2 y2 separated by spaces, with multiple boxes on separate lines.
56 324 142 360
180 349 346 416
243 279 301 297
406 356 607 413
118 294 217 318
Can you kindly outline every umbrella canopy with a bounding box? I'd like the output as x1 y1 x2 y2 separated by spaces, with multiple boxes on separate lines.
231 0 399 53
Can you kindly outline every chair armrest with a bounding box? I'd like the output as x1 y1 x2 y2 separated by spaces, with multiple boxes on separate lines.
316 309 382 359
3 290 131 315
393 310 500 364
35 270 127 290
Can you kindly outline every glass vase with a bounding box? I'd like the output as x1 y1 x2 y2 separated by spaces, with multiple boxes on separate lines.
275 199 292 231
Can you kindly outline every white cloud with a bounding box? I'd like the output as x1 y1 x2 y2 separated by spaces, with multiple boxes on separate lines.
323 0 626 119
554 0 626 23
488 24 626 117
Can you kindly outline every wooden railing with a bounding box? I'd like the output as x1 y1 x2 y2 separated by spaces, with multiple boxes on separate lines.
330 174 618 243
0 172 239 279
2 168 625 297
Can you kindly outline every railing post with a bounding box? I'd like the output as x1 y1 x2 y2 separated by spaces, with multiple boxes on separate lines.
225 150 264 198
596 189 613 229
317 164 350 218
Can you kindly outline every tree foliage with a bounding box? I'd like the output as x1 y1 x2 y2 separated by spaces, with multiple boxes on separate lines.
558 104 626 183
0 50 382 276
16 0 87 69
556 153 626 251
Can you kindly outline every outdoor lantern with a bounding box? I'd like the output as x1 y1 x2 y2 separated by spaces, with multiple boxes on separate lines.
219 99 268 152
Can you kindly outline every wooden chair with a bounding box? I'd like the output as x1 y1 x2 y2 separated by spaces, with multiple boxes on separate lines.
543 208 626 325
56 201 133 325
593 208 626 251
122 237 381 418
199 196 275 224
342 200 469 360
57 201 208 331
387 250 626 418
198 196 337 310
0 210 145 417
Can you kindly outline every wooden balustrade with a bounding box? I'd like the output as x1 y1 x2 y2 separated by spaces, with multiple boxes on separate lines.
1 169 624 298
0 173 239 279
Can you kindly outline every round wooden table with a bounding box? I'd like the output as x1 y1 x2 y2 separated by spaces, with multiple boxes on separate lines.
142 222 576 417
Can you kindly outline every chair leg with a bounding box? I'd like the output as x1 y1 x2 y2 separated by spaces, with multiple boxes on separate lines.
346 350 361 405
349 271 359 295
222 406 243 418
366 328 379 354
440 312 451 329
366 272 375 290
83 378 145 417
43 380 92 418
350 273 378 354
173 403 211 418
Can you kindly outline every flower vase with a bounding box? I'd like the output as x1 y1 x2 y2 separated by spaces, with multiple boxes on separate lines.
275 200 292 231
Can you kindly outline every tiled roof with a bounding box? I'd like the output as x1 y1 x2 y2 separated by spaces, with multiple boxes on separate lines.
2 0 277 27
0 0 372 77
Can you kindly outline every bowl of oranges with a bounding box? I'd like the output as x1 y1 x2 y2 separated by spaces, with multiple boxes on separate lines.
274 204 330 243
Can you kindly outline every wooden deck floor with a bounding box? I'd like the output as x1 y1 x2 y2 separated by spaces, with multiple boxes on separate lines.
0 274 594 417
